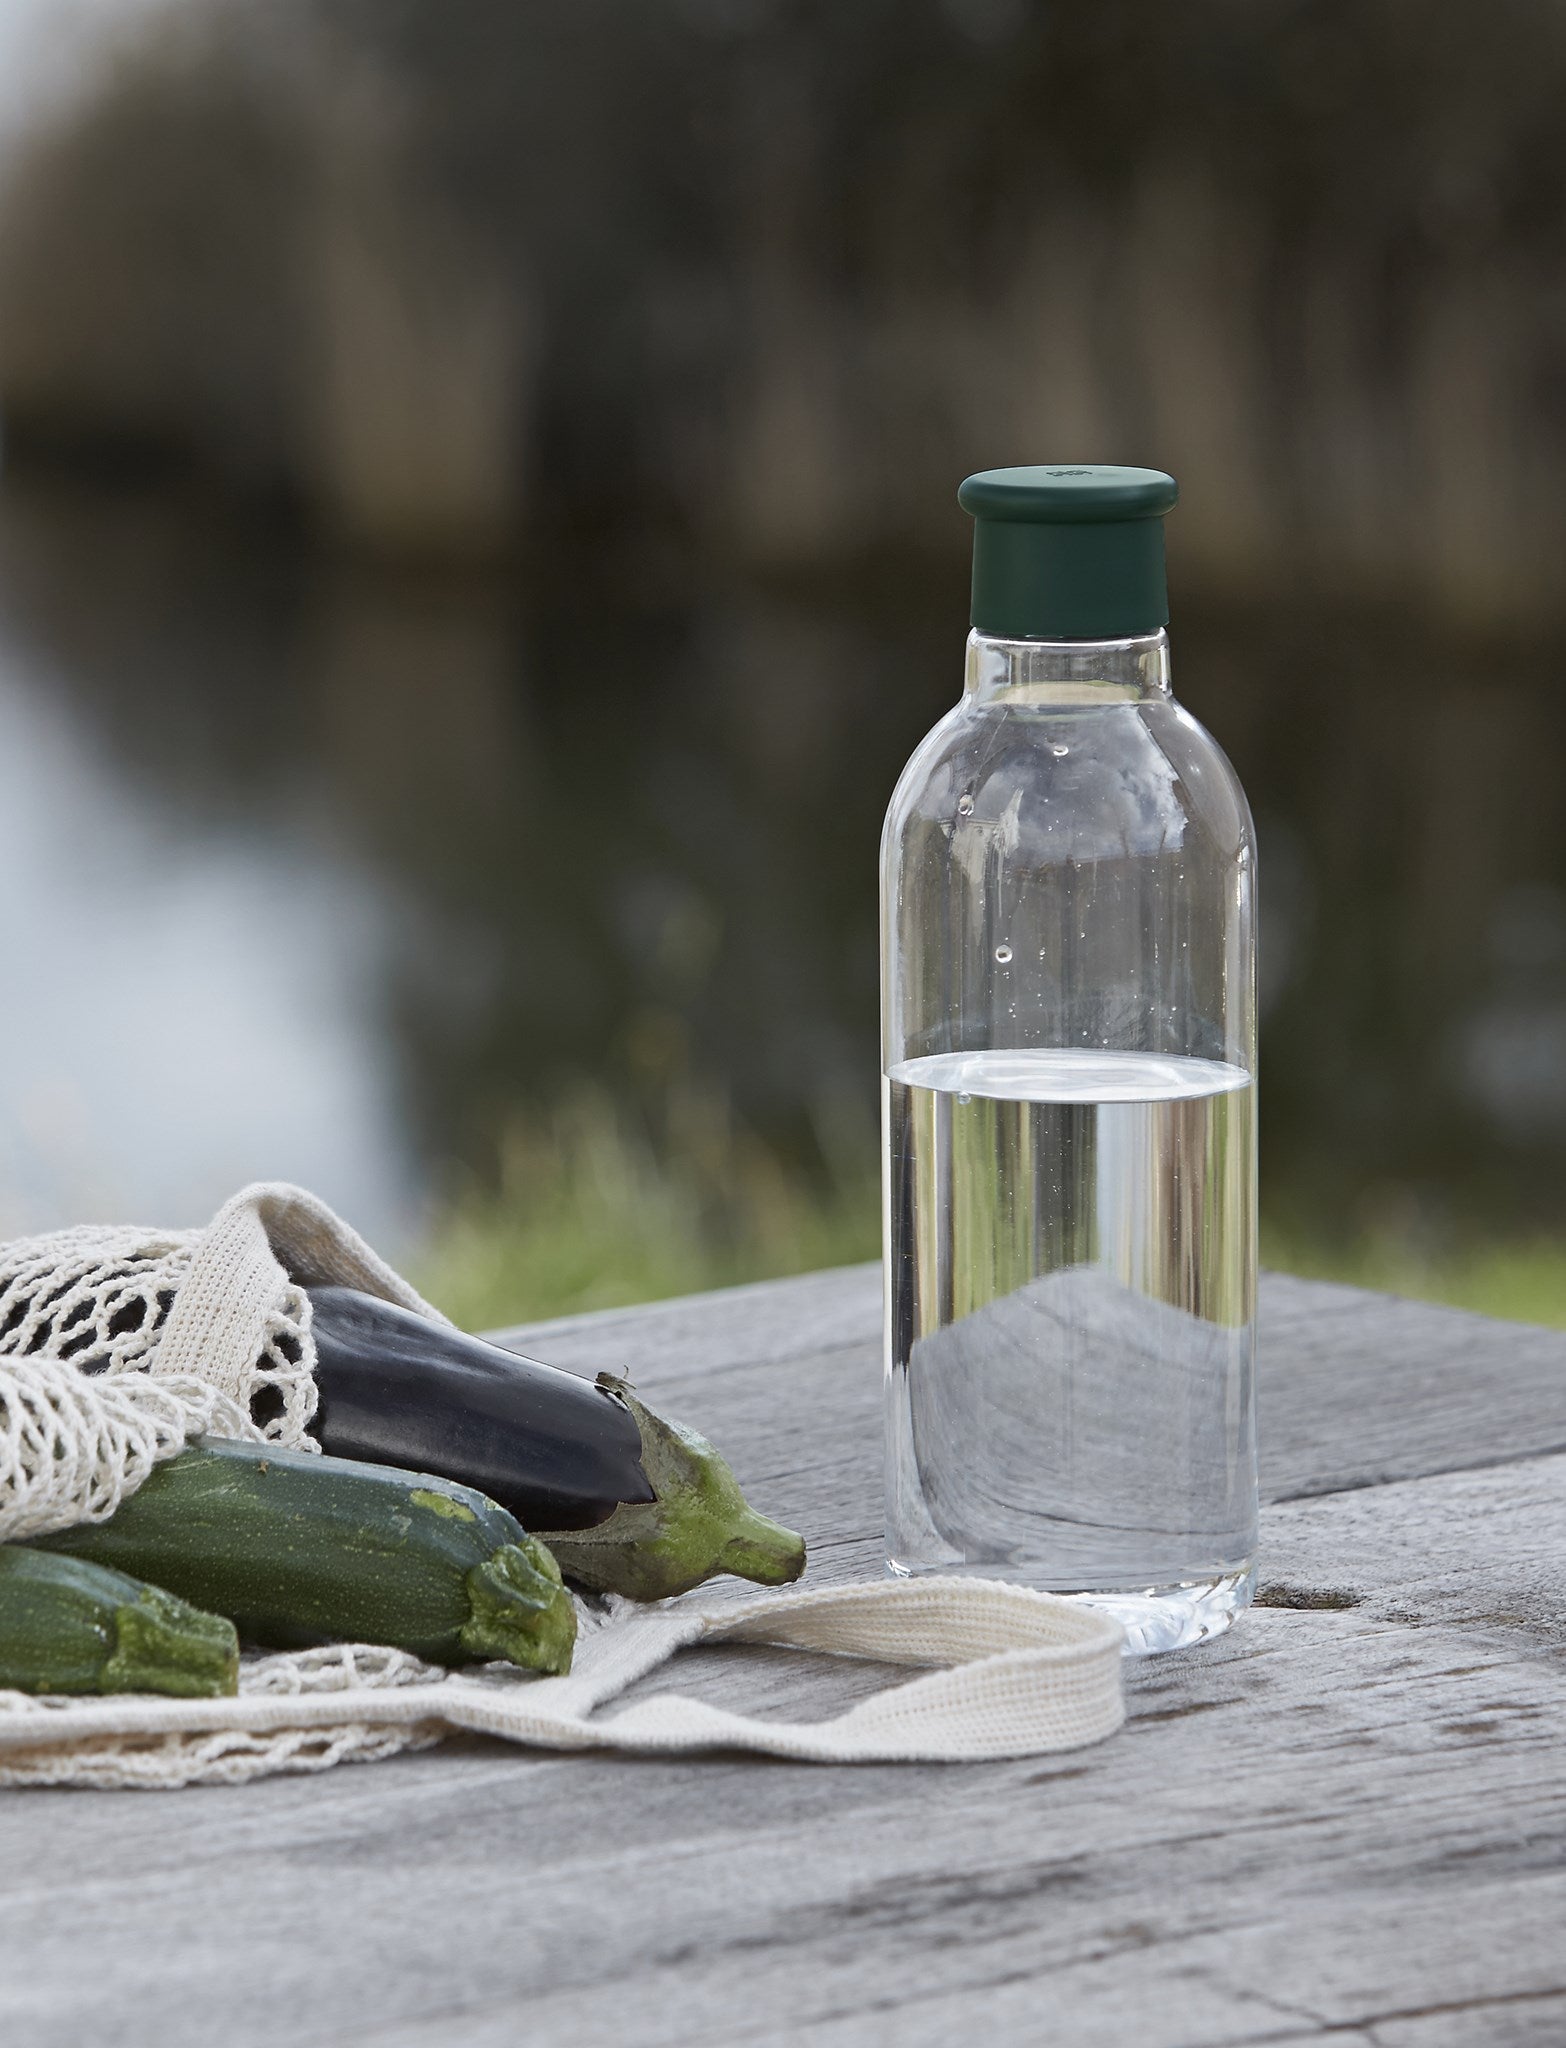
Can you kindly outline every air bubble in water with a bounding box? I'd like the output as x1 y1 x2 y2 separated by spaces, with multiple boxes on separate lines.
957 793 975 817
995 944 1013 964
1051 743 1069 758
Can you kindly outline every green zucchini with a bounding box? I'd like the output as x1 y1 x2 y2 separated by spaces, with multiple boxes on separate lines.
0 1543 239 1698
37 1438 576 1676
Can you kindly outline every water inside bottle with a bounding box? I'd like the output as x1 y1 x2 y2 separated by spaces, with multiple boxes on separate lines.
883 1047 1257 1653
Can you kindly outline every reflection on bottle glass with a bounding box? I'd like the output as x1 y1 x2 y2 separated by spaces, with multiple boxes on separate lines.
885 1050 1257 1647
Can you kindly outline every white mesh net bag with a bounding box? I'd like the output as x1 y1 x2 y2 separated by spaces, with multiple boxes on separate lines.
0 1180 442 1545
0 1181 1125 1788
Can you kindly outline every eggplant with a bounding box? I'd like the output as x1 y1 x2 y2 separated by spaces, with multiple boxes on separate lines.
306 1286 806 1602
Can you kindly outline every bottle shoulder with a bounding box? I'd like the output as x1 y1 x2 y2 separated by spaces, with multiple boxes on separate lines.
882 694 1254 870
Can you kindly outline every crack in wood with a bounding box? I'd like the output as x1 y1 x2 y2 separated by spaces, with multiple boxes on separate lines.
1130 1697 1241 1723
1142 1982 1566 2048
1256 1584 1363 1610
1274 1436 1566 1505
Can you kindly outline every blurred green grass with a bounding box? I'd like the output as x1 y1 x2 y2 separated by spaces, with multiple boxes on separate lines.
415 1085 880 1331
415 1088 1566 1333
1258 1228 1566 1331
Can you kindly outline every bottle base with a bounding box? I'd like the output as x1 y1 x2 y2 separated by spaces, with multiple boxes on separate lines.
885 1560 1255 1656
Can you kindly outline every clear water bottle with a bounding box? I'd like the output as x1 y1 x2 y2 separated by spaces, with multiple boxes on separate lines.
880 466 1258 1653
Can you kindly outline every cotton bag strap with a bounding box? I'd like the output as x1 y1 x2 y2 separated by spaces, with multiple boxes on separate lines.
0 1578 1125 1788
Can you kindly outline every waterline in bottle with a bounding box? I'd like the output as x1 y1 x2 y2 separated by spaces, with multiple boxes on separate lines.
884 1048 1257 1654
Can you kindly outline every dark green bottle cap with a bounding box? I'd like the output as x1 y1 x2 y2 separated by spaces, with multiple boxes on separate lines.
958 464 1179 640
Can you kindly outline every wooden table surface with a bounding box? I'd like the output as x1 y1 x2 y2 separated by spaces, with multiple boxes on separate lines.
3 1265 1565 2046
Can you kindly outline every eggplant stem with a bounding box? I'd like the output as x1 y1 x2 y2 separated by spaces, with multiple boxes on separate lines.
720 1508 808 1588
539 1391 807 1601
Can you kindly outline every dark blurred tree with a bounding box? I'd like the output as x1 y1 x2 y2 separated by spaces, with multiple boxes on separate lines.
2 0 1565 619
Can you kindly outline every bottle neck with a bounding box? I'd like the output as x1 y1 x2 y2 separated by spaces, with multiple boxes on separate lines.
964 627 1171 707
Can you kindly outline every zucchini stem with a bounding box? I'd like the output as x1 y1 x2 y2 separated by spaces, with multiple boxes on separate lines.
104 1585 240 1699
460 1537 577 1674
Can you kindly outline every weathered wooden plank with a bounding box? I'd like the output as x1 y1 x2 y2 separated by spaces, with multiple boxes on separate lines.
1 1445 1561 2048
498 1263 882 1381
1255 1271 1566 1500
497 1264 1566 1512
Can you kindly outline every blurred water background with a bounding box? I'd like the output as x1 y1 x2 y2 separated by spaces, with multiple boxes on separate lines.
0 0 1564 1326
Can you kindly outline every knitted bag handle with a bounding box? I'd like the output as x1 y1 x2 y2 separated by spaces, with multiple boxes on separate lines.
0 1578 1125 1786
